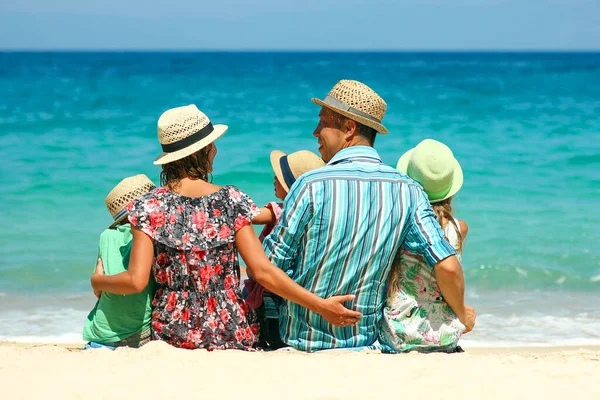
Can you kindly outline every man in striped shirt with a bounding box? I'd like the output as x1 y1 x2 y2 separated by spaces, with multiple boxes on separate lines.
263 80 475 352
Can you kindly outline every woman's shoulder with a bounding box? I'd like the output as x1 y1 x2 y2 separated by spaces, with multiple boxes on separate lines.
457 219 468 238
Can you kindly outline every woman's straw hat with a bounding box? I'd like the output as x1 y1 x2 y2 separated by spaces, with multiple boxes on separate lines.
153 104 228 165
270 150 325 192
312 79 388 134
396 139 463 203
105 174 156 228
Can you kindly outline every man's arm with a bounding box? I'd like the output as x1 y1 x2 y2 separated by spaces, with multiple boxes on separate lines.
262 178 312 275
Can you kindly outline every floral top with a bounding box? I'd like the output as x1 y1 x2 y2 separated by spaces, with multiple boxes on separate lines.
126 185 261 350
379 219 466 353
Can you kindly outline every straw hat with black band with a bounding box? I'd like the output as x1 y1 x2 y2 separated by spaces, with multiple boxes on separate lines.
270 150 325 192
153 104 228 165
312 79 388 134
105 174 156 228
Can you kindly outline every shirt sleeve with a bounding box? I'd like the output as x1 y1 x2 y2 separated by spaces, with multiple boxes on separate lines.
228 186 261 232
262 179 312 276
403 186 456 267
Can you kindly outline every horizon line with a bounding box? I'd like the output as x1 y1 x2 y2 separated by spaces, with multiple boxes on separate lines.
1 48 600 53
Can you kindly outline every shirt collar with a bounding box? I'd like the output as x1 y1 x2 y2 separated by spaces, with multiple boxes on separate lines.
327 146 382 165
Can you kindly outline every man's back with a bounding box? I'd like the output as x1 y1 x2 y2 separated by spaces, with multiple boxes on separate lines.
264 146 454 351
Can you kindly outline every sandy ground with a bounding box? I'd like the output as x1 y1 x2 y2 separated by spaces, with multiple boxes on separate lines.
1 342 598 399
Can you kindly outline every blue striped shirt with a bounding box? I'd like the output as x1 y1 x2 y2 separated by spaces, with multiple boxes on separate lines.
263 146 455 352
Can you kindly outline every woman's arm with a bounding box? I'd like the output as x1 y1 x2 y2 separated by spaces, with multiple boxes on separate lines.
251 207 275 225
235 225 362 327
91 227 153 294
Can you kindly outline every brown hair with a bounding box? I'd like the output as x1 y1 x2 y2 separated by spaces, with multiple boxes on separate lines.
387 196 463 299
160 144 215 189
327 109 377 145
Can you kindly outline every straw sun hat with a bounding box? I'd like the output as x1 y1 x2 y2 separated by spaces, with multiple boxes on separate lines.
105 174 156 228
153 104 228 165
312 79 388 134
270 150 325 192
396 139 463 203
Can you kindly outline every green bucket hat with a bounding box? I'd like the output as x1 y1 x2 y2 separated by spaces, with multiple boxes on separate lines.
396 139 463 203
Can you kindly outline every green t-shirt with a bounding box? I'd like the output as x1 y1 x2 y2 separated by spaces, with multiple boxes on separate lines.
83 224 155 344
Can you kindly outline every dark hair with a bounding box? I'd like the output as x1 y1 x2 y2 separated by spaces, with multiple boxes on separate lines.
160 144 214 188
355 122 377 146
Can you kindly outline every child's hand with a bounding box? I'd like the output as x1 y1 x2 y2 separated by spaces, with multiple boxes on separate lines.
92 258 104 298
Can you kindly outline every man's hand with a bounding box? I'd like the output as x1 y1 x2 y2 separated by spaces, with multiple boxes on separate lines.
317 294 363 327
92 258 104 299
460 305 476 333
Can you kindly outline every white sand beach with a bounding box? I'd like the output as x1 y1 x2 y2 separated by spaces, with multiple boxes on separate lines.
1 341 598 399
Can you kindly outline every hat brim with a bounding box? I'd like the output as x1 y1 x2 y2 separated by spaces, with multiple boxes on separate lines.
311 98 388 134
396 149 463 203
153 124 228 165
108 213 129 229
269 150 290 192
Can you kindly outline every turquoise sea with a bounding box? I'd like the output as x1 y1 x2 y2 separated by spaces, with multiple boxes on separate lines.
0 52 599 346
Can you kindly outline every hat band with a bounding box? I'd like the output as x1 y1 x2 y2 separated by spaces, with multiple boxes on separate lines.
112 208 128 222
279 156 296 190
161 122 214 153
322 96 382 124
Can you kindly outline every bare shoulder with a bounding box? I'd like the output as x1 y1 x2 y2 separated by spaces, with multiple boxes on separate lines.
458 219 469 238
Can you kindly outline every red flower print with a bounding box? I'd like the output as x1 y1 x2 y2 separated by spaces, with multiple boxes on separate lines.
250 324 259 335
169 213 177 224
219 309 230 323
150 211 166 228
177 252 187 265
226 288 237 301
153 321 165 334
234 216 249 231
215 264 223 275
240 301 249 314
157 253 167 266
147 198 161 209
128 214 138 226
156 187 169 195
181 291 189 299
177 205 184 213
125 202 134 212
172 309 182 321
213 209 221 217
229 188 242 201
218 224 231 239
166 291 177 311
195 250 207 260
186 329 202 343
182 308 190 322
244 327 254 340
224 275 233 289
204 224 218 239
199 267 210 283
207 296 217 314
157 270 168 284
235 328 244 342
207 317 218 331
182 232 191 244
192 210 208 230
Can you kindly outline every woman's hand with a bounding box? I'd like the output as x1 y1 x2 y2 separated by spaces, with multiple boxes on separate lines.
316 294 362 327
92 258 104 299
460 305 476 333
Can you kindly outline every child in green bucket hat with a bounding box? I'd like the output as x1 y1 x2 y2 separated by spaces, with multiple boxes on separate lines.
380 139 470 353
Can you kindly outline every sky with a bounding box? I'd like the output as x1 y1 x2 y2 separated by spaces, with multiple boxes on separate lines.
0 0 599 50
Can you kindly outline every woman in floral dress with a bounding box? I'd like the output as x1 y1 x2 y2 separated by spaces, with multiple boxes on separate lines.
91 105 361 350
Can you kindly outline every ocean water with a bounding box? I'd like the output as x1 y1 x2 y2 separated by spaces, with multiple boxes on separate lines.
0 52 599 346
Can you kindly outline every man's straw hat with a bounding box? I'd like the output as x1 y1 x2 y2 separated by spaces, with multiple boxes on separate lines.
396 139 463 203
312 80 388 134
153 105 228 165
105 174 156 228
270 150 325 192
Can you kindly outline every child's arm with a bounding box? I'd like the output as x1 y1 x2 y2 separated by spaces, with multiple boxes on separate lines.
458 220 469 239
251 207 276 225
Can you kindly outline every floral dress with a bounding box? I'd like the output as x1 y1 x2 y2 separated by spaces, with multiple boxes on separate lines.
126 185 261 350
379 220 466 353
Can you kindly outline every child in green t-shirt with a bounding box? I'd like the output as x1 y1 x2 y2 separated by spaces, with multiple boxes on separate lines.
83 174 156 349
